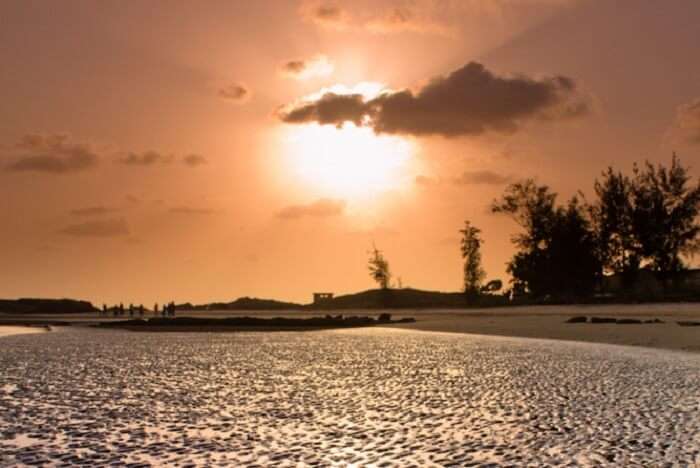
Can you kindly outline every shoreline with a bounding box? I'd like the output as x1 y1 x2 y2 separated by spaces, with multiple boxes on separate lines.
1 303 698 352
0 325 48 339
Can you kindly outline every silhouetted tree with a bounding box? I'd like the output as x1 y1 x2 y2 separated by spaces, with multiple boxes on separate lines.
460 220 485 296
368 245 391 289
630 154 700 275
493 181 600 299
591 167 640 276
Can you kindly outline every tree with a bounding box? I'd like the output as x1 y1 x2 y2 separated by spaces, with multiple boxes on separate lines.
460 220 486 296
630 154 700 275
368 245 391 289
493 181 601 299
591 167 640 276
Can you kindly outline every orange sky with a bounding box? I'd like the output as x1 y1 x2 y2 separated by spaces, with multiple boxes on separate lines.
1 0 699 305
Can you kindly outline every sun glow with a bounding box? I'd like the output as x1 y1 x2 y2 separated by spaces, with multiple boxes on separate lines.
281 82 416 201
284 123 414 200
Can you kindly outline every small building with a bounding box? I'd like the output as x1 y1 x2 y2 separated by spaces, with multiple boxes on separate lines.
313 292 334 305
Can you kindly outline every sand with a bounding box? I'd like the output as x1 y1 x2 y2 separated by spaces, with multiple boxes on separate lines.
385 303 700 353
0 326 46 339
0 327 699 466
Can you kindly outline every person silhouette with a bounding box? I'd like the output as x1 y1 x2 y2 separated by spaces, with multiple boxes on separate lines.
154 303 159 317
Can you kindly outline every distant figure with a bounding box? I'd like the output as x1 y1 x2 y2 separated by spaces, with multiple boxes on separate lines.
154 303 159 317
102 304 107 317
162 303 167 317
119 303 124 317
138 304 144 317
129 304 134 317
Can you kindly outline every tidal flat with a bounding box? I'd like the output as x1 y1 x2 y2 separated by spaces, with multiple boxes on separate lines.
1 327 699 466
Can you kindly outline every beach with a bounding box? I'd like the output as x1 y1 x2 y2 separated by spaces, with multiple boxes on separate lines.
387 303 700 353
0 326 699 466
0 326 46 339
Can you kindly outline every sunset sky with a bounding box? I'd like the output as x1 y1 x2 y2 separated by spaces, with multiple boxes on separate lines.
2 0 699 305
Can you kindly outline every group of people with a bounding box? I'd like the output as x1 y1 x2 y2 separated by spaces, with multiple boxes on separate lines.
100 302 177 318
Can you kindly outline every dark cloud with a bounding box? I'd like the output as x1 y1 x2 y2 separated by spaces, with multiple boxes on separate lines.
5 134 99 174
119 151 173 166
673 98 700 144
218 83 249 102
183 154 207 167
276 198 345 220
280 93 367 127
70 206 119 217
453 170 513 185
279 62 590 137
59 218 129 237
169 206 216 215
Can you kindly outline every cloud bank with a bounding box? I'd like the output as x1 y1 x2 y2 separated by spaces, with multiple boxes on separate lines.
276 198 345 220
278 62 590 137
183 154 208 167
59 218 130 237
5 134 100 174
169 206 216 215
118 151 173 166
70 206 120 217
453 170 513 185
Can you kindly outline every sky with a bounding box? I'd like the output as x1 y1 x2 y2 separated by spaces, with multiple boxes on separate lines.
1 0 699 306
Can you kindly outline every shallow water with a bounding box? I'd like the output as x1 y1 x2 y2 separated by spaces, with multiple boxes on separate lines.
0 327 699 467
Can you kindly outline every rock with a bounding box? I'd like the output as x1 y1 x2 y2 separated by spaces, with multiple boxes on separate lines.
590 317 617 324
616 318 643 324
565 316 587 323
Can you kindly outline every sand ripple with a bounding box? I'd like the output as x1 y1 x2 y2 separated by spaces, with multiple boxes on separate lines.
0 328 699 466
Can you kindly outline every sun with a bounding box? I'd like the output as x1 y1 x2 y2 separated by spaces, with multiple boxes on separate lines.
280 83 416 201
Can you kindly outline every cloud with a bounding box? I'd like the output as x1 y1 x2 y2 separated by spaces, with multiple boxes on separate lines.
182 154 208 167
276 198 345 220
278 61 590 137
453 170 513 185
672 98 700 144
59 218 130 237
169 206 216 215
218 83 250 102
280 55 334 80
5 134 100 174
70 206 120 217
300 1 350 29
365 7 450 36
280 92 367 127
118 151 173 166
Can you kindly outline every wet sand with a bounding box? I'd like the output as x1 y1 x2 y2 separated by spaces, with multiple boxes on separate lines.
0 327 698 466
